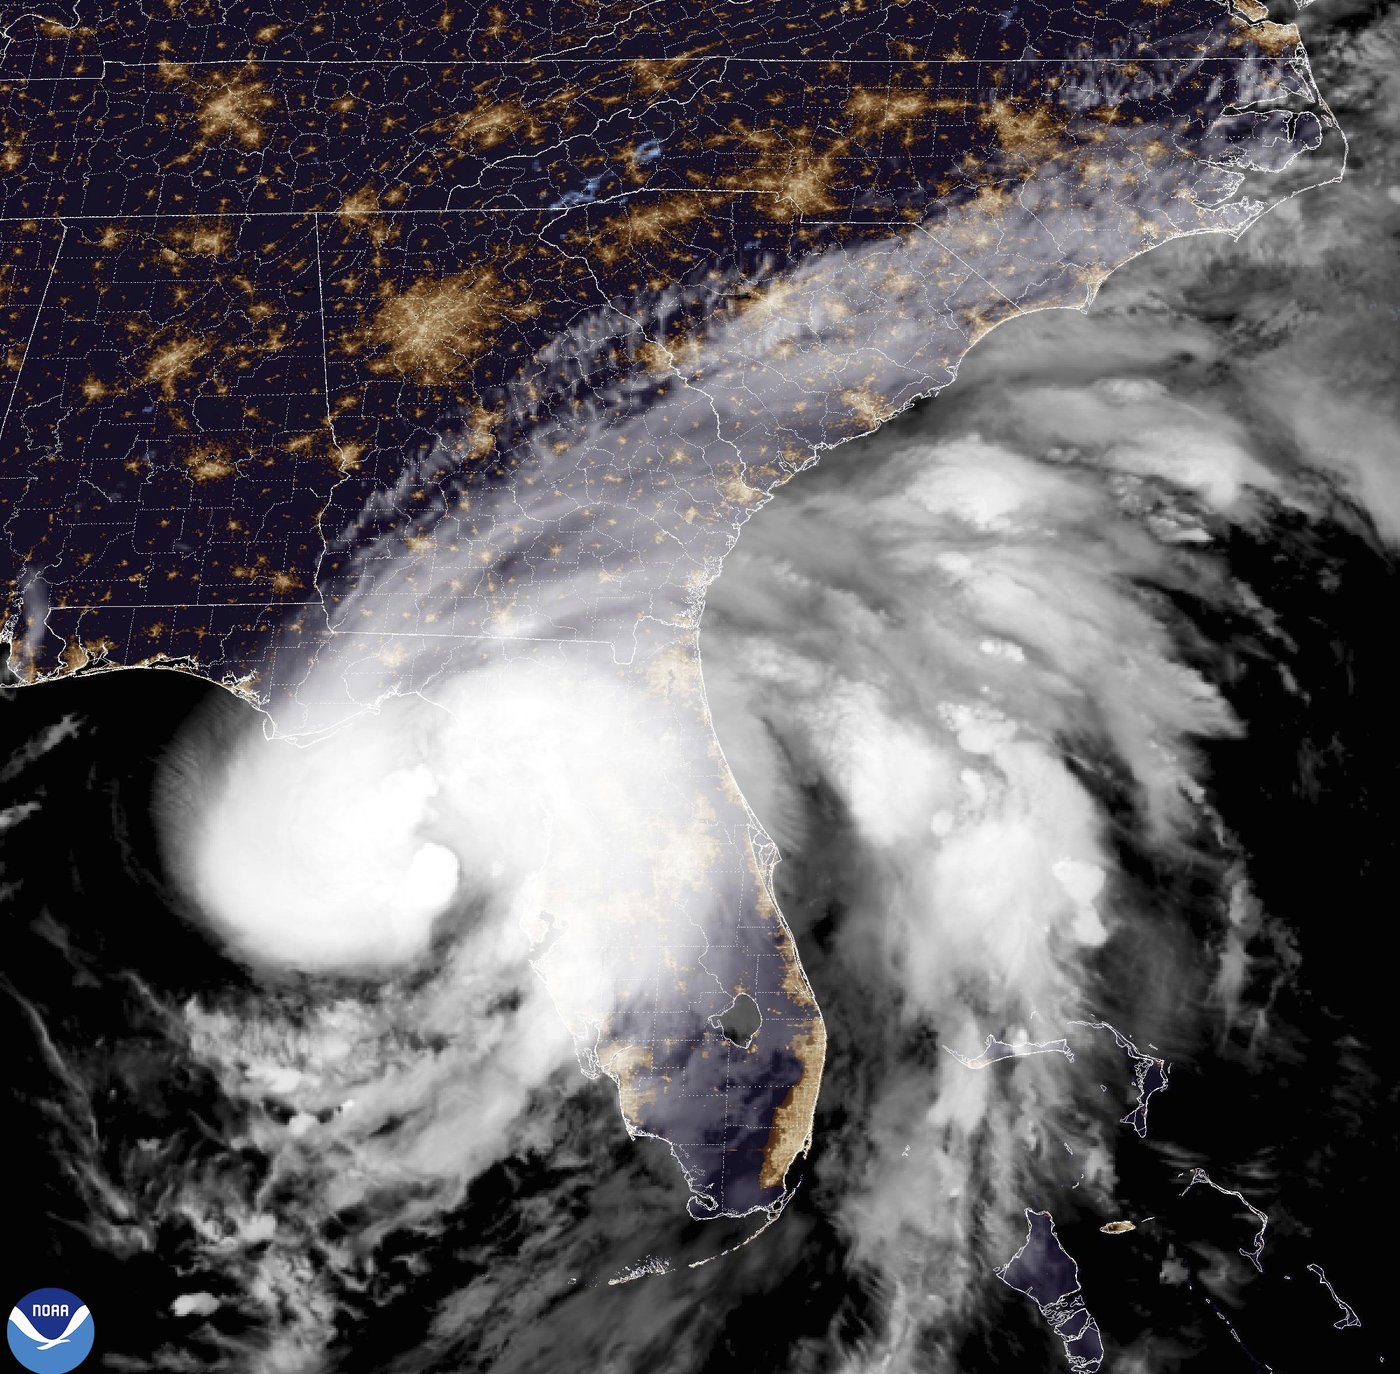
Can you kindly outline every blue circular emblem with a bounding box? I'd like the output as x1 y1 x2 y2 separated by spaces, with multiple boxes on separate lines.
7 1290 94 1373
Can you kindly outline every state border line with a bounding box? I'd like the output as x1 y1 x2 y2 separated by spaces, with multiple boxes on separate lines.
0 53 1299 81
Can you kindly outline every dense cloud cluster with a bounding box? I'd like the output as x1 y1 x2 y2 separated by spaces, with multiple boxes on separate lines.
3 2 1397 1370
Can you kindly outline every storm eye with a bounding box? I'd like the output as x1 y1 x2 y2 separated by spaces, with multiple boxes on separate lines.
711 993 762 1048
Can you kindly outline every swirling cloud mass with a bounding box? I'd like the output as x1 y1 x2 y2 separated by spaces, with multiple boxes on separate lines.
1 2 1396 1372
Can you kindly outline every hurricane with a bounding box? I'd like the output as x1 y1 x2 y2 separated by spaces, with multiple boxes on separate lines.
2 2 1395 1371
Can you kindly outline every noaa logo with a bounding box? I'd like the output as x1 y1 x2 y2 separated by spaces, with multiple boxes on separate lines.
7 1290 93 1373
